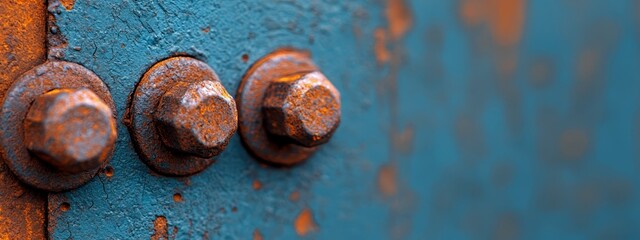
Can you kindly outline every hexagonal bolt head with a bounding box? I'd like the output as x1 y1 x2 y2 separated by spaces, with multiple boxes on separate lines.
154 80 238 158
24 88 117 173
262 71 341 147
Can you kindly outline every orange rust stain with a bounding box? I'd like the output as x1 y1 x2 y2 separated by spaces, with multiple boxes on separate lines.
377 164 398 197
59 0 76 10
491 0 526 46
253 229 264 240
59 202 70 212
173 193 183 202
374 28 391 64
458 0 526 46
289 191 300 202
386 0 413 40
460 0 485 26
252 180 263 190
103 166 114 177
0 1 47 239
151 216 169 240
294 208 318 236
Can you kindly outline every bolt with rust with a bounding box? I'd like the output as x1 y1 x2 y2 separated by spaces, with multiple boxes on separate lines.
24 88 117 174
262 71 341 147
154 80 238 158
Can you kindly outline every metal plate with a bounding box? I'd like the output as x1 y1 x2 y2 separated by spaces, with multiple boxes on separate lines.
0 61 116 192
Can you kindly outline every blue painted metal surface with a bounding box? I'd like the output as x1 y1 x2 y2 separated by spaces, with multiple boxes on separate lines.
48 0 640 239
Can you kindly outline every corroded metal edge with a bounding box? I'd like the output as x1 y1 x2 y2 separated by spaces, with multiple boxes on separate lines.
128 57 220 176
236 49 319 166
0 61 117 192
0 0 47 238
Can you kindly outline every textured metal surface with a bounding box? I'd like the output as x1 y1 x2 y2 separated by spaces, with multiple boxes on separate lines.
0 0 47 238
0 61 117 192
238 49 320 165
25 88 117 174
128 57 228 176
262 71 341 148
46 0 640 239
155 80 237 159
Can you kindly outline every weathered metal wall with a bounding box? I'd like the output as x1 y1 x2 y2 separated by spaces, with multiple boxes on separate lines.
40 0 640 239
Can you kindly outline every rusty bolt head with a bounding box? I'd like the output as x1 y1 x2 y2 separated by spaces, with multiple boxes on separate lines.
24 88 117 174
262 71 341 147
154 80 238 158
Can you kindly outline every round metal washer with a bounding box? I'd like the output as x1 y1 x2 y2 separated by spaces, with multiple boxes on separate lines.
128 57 220 176
237 49 319 165
0 61 117 192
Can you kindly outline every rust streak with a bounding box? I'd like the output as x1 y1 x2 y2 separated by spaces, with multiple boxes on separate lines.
378 164 398 197
459 0 526 46
490 0 526 46
386 0 414 40
374 28 391 64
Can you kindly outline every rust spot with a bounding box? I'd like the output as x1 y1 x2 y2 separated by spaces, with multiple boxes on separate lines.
252 180 263 190
289 191 300 202
294 208 318 236
103 166 114 177
173 193 183 202
242 54 250 63
374 28 391 64
458 0 526 46
59 0 75 10
202 26 210 33
151 216 169 240
253 229 263 240
59 202 70 212
377 164 397 197
386 0 413 40
559 128 590 160
491 0 525 46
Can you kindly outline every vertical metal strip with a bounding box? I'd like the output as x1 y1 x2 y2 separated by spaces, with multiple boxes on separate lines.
0 0 48 239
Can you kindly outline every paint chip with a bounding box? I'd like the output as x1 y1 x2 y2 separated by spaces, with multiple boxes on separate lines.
59 0 76 11
151 216 168 240
294 208 318 236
